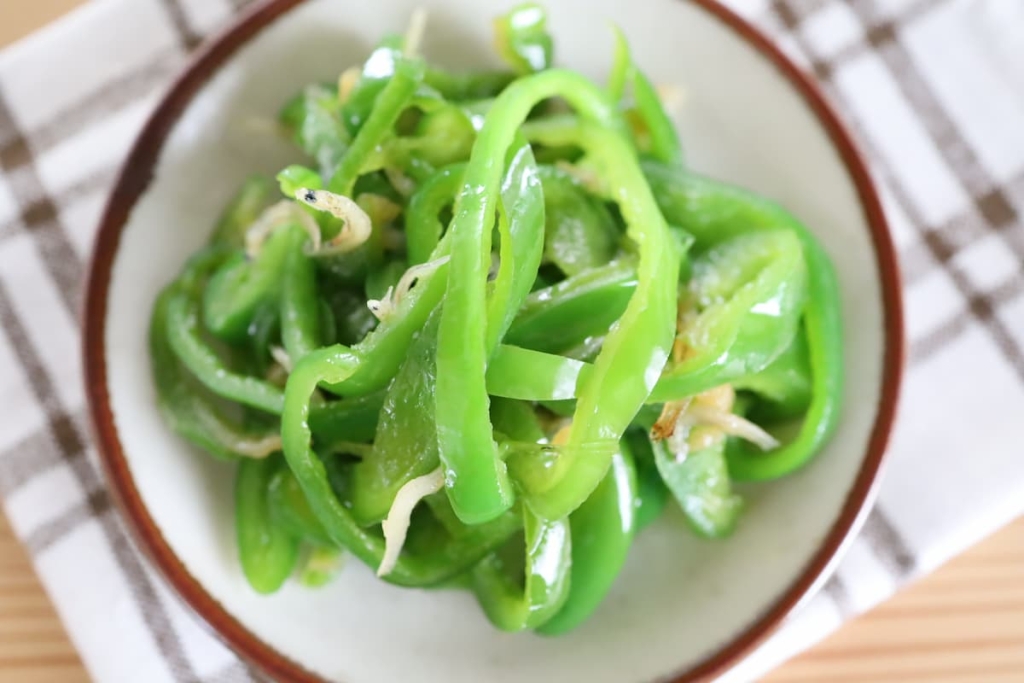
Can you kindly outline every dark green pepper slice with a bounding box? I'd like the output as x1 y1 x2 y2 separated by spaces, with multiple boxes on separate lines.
150 250 282 461
350 311 441 525
405 163 464 266
236 454 300 594
202 225 305 343
622 428 669 531
471 507 571 631
733 327 813 421
280 238 322 363
165 288 285 415
506 259 637 354
653 436 742 538
424 67 516 100
538 165 619 277
268 466 334 547
538 446 637 635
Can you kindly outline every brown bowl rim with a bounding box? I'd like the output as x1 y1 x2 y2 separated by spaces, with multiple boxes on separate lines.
82 0 905 681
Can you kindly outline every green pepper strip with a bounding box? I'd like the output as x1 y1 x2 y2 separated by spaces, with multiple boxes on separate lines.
279 84 348 173
485 341 812 407
339 36 406 136
733 328 813 421
727 233 843 480
486 345 588 401
490 397 547 444
623 429 670 531
649 229 807 402
435 70 632 524
329 57 425 197
297 546 345 588
607 27 630 103
151 250 281 460
473 390 570 631
505 259 637 354
268 466 335 547
609 28 683 167
281 349 519 586
640 166 843 480
471 508 571 632
653 435 743 538
537 165 619 278
349 311 443 526
493 3 554 75
382 89 477 170
405 163 465 265
632 67 681 167
306 391 385 446
506 120 678 521
244 301 279 377
165 288 285 415
424 67 515 100
202 226 298 343
280 238 322 363
538 445 637 635
236 455 300 594
485 139 546 352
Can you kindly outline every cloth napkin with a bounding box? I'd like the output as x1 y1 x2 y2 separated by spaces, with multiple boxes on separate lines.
0 0 1021 681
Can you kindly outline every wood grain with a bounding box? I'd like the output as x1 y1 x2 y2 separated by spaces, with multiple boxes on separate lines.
0 0 87 49
767 516 1024 683
0 511 89 683
1 2 1023 682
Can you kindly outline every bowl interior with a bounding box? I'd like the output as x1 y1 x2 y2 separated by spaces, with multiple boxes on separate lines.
101 1 887 681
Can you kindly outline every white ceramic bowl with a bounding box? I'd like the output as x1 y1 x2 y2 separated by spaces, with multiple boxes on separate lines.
84 1 903 681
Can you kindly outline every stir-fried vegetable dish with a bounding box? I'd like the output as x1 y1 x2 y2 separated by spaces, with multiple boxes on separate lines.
150 4 843 634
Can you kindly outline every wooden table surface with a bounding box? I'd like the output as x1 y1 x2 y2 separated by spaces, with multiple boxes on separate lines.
2 3 1023 682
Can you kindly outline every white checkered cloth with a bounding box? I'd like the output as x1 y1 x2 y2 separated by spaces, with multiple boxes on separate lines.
0 0 1021 681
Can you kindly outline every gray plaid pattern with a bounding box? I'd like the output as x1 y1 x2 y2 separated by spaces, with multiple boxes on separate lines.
0 0 1021 681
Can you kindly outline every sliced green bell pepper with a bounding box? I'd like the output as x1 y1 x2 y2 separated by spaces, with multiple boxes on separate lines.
471 507 571 631
538 165 619 277
653 434 743 538
493 3 554 75
506 258 636 354
650 229 807 402
236 454 300 594
350 311 441 525
538 446 637 635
